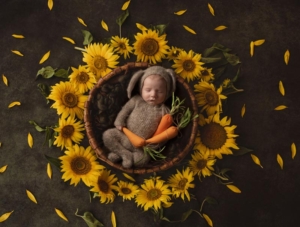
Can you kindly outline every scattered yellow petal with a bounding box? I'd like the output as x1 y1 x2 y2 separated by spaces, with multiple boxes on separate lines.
8 101 21 108
2 74 8 86
122 173 135 182
274 105 287 110
111 211 116 227
251 154 263 168
250 41 254 57
226 184 241 193
241 104 246 117
121 0 130 10
136 23 147 31
55 208 68 222
183 25 196 34
11 50 24 56
39 50 50 64
28 132 33 148
77 17 87 27
162 201 173 208
279 81 285 96
0 165 8 173
12 34 25 38
48 0 53 10
277 154 283 169
284 49 290 65
62 37 75 44
254 39 265 46
208 3 215 16
26 189 38 204
291 143 296 159
214 25 227 31
203 213 213 227
0 211 14 223
101 20 109 31
47 163 52 179
174 9 187 15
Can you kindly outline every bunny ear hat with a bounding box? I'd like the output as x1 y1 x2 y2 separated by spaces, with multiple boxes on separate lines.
127 65 176 100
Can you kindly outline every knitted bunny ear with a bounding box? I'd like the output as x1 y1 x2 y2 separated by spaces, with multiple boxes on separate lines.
165 69 177 95
127 69 145 98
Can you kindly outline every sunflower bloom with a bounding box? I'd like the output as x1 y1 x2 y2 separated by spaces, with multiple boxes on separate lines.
135 178 172 211
116 181 140 201
48 81 87 119
111 36 133 59
90 169 118 204
199 67 214 82
198 114 239 159
166 46 183 61
69 65 96 93
82 43 119 80
172 50 204 82
53 115 85 150
194 80 227 116
168 167 195 201
133 29 169 64
59 144 105 186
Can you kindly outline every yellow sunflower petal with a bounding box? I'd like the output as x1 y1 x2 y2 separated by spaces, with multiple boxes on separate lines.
111 211 116 227
48 0 53 10
11 50 24 56
226 184 241 193
12 34 25 38
174 9 187 15
254 39 265 46
101 20 109 31
250 41 254 57
241 104 246 117
39 50 50 64
274 105 287 110
62 37 75 44
2 74 8 86
284 49 290 65
122 173 135 182
8 101 21 108
0 165 8 173
136 23 147 31
77 17 87 27
203 213 213 227
277 154 283 169
183 25 196 34
291 143 296 159
26 189 38 204
279 81 285 96
251 154 263 168
55 208 68 222
121 0 130 10
208 3 215 16
28 132 33 148
47 163 52 179
0 211 14 222
214 25 227 31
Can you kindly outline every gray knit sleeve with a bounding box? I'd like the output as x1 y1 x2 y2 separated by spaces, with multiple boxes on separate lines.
114 95 139 127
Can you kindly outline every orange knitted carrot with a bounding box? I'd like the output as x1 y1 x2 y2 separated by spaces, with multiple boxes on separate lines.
122 127 146 148
152 114 173 137
146 126 178 144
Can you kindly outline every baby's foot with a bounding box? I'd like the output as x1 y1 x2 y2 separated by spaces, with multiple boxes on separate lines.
108 152 121 162
121 152 133 169
133 151 150 167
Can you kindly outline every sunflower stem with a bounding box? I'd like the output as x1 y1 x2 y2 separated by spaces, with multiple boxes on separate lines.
119 25 122 38
74 46 87 52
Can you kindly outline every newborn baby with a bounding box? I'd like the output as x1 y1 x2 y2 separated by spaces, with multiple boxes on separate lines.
102 66 176 168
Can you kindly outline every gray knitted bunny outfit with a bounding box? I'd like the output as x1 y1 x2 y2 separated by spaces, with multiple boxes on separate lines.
102 66 176 168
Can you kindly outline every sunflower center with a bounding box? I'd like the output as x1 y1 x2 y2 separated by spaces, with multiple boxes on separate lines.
141 38 159 56
183 60 196 72
121 187 132 195
147 188 162 201
94 56 108 71
172 50 180 58
119 42 126 50
201 69 209 76
196 159 208 170
204 90 219 106
98 179 109 193
61 125 75 138
77 72 89 83
200 122 227 149
70 157 91 175
62 92 78 108
178 178 188 190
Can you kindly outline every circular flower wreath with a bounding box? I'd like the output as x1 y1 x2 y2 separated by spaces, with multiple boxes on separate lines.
32 8 249 227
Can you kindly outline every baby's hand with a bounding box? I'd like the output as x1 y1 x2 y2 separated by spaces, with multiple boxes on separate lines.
116 125 123 131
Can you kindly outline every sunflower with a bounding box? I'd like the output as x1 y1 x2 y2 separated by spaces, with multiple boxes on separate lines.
167 167 195 201
133 29 169 64
111 36 133 59
53 115 85 150
198 113 239 159
48 81 87 120
172 50 204 82
116 180 140 201
59 144 105 187
90 169 118 204
69 65 96 93
194 80 227 116
82 43 119 80
166 46 183 61
135 178 172 211
199 67 214 82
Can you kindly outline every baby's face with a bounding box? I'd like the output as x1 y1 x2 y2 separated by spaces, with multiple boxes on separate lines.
141 74 167 105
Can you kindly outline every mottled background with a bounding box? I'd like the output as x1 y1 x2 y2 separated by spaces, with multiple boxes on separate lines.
1 0 300 226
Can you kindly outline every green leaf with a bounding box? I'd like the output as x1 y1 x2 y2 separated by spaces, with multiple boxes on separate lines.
54 68 69 79
201 57 222 64
212 67 226 80
44 155 61 169
151 24 168 36
222 83 244 96
82 30 93 45
36 66 55 79
116 9 129 27
29 120 46 132
213 43 231 52
203 196 218 205
232 67 241 83
37 83 50 104
232 146 253 156
75 209 104 227
223 52 241 66
181 209 193 222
